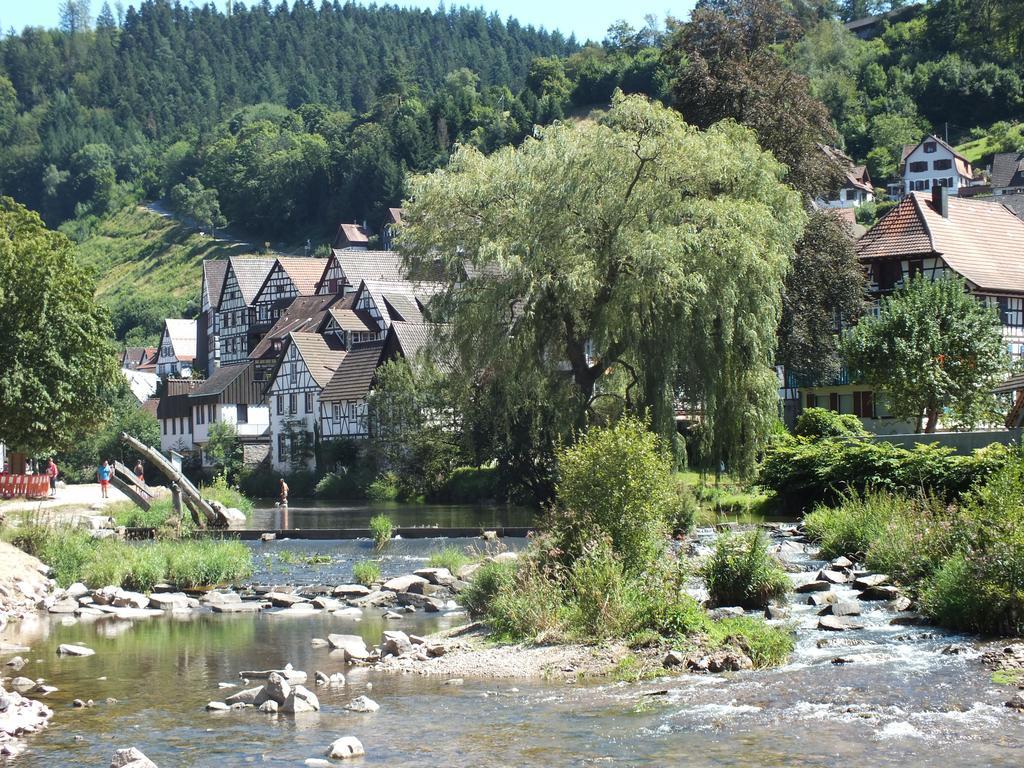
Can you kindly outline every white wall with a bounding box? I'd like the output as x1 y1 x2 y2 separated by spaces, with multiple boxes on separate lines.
903 141 970 195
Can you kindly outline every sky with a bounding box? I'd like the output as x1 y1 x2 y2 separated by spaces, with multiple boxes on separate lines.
0 0 698 44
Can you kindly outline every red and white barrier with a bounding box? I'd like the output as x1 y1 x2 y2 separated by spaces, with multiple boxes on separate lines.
0 473 49 499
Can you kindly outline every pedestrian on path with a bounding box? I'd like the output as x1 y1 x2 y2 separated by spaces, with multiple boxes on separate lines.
46 458 59 498
97 460 112 499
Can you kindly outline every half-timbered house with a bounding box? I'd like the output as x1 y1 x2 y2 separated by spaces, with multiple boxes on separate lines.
216 257 276 367
157 379 202 454
188 362 270 466
319 344 386 440
900 136 974 197
198 259 228 374
249 257 329 339
249 293 349 382
265 332 347 472
156 319 198 378
316 250 405 295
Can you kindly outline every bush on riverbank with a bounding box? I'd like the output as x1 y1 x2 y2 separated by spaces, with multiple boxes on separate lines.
761 437 1010 511
4 525 252 590
107 476 253 534
369 514 393 548
458 418 794 665
702 531 789 609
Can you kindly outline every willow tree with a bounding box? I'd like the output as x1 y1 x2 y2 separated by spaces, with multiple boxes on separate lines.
400 93 805 480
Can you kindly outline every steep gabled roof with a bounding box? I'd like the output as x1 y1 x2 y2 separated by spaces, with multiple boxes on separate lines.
163 319 198 362
264 257 330 298
249 293 350 361
203 259 229 310
858 192 1024 293
188 361 263 404
386 321 451 373
386 208 404 226
321 343 385 402
900 135 972 178
287 332 348 389
336 222 369 246
361 279 441 326
225 257 276 306
991 152 1024 190
332 249 407 284
324 305 378 333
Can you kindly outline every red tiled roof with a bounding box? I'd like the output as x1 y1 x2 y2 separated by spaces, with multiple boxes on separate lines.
273 257 329 296
856 195 933 259
337 223 369 245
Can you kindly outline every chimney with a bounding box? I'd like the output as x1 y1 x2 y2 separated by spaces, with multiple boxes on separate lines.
932 184 949 218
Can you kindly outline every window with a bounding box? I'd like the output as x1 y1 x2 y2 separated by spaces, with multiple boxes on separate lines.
923 142 937 153
829 392 839 412
277 394 284 415
172 418 176 435
289 394 297 414
196 407 204 425
908 259 923 278
209 404 215 423
845 189 857 201
805 393 818 409
305 393 313 413
333 403 341 421
853 391 874 418
277 433 286 461
1003 297 1024 327
909 161 928 173
873 260 903 290
237 404 248 424
933 159 952 171
328 279 338 293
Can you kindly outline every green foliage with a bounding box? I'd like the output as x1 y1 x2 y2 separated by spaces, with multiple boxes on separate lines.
205 422 242 481
793 407 869 439
669 483 701 535
458 559 519 618
708 615 796 669
843 275 1008 433
168 177 226 233
202 474 254 515
439 466 500 503
702 531 790 609
760 436 1010 509
9 525 93 587
426 546 473 574
366 473 400 502
351 560 382 587
0 198 120 455
403 93 805 483
369 514 394 549
552 418 675 573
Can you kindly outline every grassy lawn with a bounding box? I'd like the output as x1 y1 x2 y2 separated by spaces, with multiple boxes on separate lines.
955 125 1024 166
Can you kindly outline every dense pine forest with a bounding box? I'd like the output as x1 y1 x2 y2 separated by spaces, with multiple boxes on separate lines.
0 0 1022 346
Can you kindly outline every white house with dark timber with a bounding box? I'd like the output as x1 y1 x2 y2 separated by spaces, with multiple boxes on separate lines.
157 378 202 454
216 257 275 367
156 318 198 378
265 332 347 472
817 144 875 209
188 362 270 465
249 293 348 383
198 259 228 375
900 135 974 197
319 343 386 439
249 257 329 340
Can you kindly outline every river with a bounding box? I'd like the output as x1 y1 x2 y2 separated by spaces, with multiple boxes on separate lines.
3 529 1023 766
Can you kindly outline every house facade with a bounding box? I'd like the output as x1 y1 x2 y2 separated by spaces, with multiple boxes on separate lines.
157 379 202 454
900 136 973 197
319 344 386 440
188 362 270 465
249 257 329 340
155 319 197 378
799 186 1024 428
817 145 875 209
216 257 275 367
249 293 348 382
198 259 228 375
990 152 1024 196
265 332 347 472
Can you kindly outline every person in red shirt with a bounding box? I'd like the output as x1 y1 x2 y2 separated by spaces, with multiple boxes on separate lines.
46 458 59 498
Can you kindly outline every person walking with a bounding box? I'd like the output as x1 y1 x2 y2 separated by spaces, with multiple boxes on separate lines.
46 458 59 498
97 459 112 499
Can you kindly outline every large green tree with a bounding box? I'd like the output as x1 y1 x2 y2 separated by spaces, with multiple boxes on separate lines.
401 93 805 481
0 197 119 455
843 275 1007 433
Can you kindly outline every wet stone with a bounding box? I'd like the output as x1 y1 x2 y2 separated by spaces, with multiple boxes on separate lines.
795 580 831 594
818 615 864 632
852 574 890 589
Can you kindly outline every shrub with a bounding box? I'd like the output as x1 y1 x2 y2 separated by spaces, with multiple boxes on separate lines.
476 555 564 641
161 540 253 588
669 483 700 535
34 528 95 588
458 559 519 617
563 538 640 639
109 499 176 529
367 472 400 502
369 514 393 548
804 490 905 560
864 494 954 586
315 469 373 500
426 545 472 574
709 616 795 668
440 466 500 502
553 417 675 572
702 531 789 609
793 407 868 439
203 475 254 515
352 559 381 586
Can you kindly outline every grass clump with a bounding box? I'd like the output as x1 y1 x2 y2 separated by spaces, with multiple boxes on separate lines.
369 514 393 549
352 559 381 586
804 490 905 561
426 545 473 574
702 530 789 609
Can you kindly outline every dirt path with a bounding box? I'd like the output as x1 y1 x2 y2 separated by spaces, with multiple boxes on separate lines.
0 483 128 515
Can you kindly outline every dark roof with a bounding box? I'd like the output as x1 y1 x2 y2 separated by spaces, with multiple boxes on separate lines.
332 249 407 283
157 379 203 418
381 292 423 323
995 194 1024 222
189 362 264 405
321 344 385 402
287 333 348 389
991 153 1024 190
336 223 369 246
203 260 229 310
249 293 351 360
858 192 1024 293
226 257 276 306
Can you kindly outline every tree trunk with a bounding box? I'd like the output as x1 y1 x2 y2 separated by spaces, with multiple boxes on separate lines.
924 407 939 433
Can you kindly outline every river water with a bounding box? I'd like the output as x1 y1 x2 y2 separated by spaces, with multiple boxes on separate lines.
3 530 1024 767
247 501 536 531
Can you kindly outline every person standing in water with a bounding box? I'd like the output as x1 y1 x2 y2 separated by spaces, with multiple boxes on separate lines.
278 478 289 506
97 459 112 499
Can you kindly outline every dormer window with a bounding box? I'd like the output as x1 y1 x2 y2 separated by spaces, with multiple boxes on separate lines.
924 142 937 153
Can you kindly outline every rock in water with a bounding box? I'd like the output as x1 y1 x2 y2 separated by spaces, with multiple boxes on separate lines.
327 737 365 759
327 634 370 661
110 747 158 768
283 685 320 713
1007 693 1024 711
818 615 864 632
258 700 279 713
265 672 290 705
381 575 428 594
795 580 831 594
344 695 379 713
852 574 889 589
57 644 95 657
381 630 413 657
821 601 862 618
205 702 229 712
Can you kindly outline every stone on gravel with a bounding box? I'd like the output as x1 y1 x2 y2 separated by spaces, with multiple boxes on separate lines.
200 591 241 606
57 644 94 657
685 651 753 673
48 598 80 614
381 630 413 657
663 650 685 668
326 736 364 759
110 747 158 768
112 591 150 609
327 634 370 661
344 695 379 713
267 592 308 608
413 568 456 586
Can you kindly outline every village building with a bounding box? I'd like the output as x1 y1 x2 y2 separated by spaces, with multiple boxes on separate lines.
990 151 1024 196
155 319 198 378
799 186 1024 430
816 145 875 209
899 135 974 197
249 292 349 382
319 343 386 440
265 332 347 472
157 378 202 454
249 257 329 339
122 368 159 405
333 222 370 250
121 346 157 371
216 257 276 368
382 208 404 250
187 362 270 466
316 249 406 295
356 279 439 331
198 259 228 375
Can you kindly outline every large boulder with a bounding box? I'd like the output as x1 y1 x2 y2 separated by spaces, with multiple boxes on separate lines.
795 580 830 594
282 685 320 713
381 575 428 594
264 672 291 705
110 747 158 768
332 584 371 598
326 736 364 759
225 686 263 706
852 574 889 589
147 593 190 612
344 695 379 713
327 635 370 661
381 631 413 657
209 500 247 528
413 568 456 586
266 592 308 608
818 615 864 632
